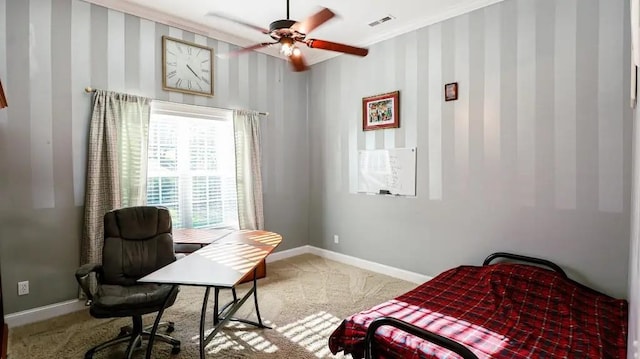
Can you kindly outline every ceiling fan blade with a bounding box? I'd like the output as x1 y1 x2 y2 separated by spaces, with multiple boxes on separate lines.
289 52 308 72
291 7 335 35
219 42 278 58
305 39 369 57
206 12 270 34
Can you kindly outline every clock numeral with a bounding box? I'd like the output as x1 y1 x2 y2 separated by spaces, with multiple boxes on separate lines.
177 44 183 53
167 50 176 56
166 61 176 67
188 80 192 89
201 77 210 85
175 79 183 88
188 47 192 55
201 69 209 73
196 49 202 57
197 83 203 91
201 59 209 64
167 70 177 79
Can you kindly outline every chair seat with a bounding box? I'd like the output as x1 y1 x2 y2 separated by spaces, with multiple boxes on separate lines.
90 283 178 318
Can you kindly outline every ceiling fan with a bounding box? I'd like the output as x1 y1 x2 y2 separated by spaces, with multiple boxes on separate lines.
206 0 369 72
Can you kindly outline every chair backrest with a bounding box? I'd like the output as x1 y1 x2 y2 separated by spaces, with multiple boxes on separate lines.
102 206 176 286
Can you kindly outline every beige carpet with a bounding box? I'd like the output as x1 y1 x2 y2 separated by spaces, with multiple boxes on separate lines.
8 254 417 358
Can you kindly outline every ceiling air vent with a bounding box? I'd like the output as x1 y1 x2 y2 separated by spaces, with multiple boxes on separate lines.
368 15 395 27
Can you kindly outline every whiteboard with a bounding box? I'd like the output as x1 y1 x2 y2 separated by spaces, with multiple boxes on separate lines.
358 148 416 196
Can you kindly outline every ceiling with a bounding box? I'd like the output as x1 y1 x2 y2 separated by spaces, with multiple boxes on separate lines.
85 0 504 65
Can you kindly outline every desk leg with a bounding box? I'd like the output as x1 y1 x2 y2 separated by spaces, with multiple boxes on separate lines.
197 269 269 359
213 288 220 325
145 285 179 359
226 268 271 329
211 287 238 324
199 287 211 359
251 268 265 328
215 288 239 321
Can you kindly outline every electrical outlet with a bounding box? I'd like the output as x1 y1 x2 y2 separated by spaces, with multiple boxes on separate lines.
333 235 339 244
18 281 29 296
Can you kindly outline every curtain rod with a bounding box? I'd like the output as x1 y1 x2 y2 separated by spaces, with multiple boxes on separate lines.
84 87 269 116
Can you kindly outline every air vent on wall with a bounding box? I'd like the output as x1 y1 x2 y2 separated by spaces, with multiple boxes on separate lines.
368 15 395 27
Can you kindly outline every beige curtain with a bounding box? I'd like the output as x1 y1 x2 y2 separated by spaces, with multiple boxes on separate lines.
81 90 150 269
233 110 264 230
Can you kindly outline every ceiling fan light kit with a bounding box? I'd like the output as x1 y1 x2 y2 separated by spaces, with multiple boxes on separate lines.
208 0 368 72
279 37 296 56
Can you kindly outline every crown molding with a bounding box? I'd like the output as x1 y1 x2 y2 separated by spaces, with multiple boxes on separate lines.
307 0 506 65
81 0 504 66
80 0 286 59
363 0 505 48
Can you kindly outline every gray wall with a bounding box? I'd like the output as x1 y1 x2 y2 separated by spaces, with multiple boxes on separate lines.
0 0 309 313
0 0 632 314
308 0 632 298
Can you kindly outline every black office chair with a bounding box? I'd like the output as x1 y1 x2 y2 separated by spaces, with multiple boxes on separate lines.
76 206 181 358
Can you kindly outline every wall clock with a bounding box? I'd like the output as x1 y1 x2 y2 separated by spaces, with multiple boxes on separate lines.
162 36 214 96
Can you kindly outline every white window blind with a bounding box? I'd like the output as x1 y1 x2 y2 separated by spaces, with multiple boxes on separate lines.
146 102 238 229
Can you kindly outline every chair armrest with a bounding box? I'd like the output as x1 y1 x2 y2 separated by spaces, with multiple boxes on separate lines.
76 263 102 278
75 263 102 301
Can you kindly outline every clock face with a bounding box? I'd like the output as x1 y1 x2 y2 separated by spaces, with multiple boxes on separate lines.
162 36 214 96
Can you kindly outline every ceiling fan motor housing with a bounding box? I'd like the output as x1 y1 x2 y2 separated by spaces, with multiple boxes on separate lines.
270 19 296 31
269 19 302 40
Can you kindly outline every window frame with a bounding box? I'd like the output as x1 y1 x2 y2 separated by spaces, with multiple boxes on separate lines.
147 100 238 230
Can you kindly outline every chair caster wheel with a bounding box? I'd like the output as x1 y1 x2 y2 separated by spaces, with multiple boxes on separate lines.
167 323 175 333
84 351 94 359
171 344 181 354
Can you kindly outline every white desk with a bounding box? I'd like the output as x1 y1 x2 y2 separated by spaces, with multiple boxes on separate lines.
139 230 282 359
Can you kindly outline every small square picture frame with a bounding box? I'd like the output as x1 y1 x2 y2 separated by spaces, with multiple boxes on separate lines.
445 82 458 101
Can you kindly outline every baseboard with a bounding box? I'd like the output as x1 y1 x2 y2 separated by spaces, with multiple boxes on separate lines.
268 245 431 284
307 247 432 284
5 245 428 327
266 245 312 263
4 299 87 328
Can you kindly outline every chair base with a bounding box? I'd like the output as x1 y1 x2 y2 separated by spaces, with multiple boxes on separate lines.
84 315 180 359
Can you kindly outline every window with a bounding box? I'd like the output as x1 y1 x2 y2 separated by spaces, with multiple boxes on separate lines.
146 102 238 230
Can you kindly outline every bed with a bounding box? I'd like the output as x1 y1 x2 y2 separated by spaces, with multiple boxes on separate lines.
328 252 628 359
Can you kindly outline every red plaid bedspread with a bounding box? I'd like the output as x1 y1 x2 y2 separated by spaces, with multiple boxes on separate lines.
328 264 628 358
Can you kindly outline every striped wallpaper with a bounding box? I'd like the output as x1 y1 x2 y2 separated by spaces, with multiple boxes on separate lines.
0 0 633 310
309 0 632 298
3 0 309 210
0 0 309 313
316 0 628 212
